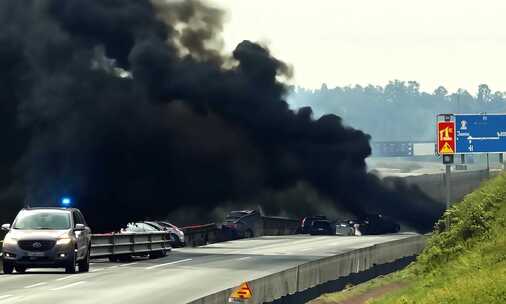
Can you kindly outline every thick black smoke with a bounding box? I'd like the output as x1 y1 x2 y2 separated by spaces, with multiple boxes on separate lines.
0 0 443 231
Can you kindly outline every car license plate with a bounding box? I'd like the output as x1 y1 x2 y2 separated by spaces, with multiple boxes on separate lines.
26 252 45 257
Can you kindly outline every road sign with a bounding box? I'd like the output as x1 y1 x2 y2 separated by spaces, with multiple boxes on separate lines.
455 114 506 153
229 282 253 302
371 142 413 157
437 121 455 154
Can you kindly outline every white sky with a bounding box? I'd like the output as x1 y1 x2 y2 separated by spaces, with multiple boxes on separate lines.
209 0 506 93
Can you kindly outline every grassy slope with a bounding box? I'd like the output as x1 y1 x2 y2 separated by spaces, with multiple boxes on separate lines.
314 172 506 304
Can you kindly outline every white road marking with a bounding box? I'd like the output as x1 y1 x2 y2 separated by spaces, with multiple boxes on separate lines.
145 258 192 270
237 257 252 261
0 295 12 300
119 262 138 267
24 282 47 289
50 281 86 291
56 275 78 281
107 266 118 269
90 268 104 272
0 296 21 303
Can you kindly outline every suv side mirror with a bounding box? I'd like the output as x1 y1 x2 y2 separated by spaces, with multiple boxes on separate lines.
74 224 86 231
1 223 11 231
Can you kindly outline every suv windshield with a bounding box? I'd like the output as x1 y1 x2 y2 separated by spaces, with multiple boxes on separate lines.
14 211 71 230
313 221 331 229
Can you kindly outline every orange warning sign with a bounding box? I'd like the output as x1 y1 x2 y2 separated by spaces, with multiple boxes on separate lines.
229 282 253 301
437 121 455 155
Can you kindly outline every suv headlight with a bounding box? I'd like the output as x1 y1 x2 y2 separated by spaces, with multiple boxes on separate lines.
2 236 17 246
56 237 72 245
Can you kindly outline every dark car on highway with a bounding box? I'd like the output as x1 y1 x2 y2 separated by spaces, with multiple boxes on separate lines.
299 215 327 234
349 214 400 235
222 210 260 239
309 220 334 235
1 207 92 274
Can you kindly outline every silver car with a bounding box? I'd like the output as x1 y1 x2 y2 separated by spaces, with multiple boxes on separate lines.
1 208 92 274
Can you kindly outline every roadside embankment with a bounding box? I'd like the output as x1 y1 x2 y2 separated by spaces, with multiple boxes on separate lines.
311 171 506 304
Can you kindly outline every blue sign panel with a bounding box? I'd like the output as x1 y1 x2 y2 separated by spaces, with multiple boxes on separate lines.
455 114 506 153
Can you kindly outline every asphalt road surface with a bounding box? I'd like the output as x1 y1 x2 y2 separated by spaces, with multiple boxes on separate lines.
0 233 417 304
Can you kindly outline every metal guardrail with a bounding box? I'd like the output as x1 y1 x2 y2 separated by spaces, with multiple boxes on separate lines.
90 232 171 258
182 223 219 247
261 216 299 236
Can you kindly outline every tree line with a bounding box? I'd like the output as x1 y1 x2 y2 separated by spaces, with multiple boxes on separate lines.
288 81 506 142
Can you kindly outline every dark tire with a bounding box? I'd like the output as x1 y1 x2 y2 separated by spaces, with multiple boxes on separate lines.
78 248 90 272
117 255 132 262
394 224 401 233
3 261 14 274
170 234 181 247
149 250 167 259
15 266 26 274
65 253 77 274
108 256 119 262
244 229 254 238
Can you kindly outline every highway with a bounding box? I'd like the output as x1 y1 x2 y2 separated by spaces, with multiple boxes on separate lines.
0 233 418 304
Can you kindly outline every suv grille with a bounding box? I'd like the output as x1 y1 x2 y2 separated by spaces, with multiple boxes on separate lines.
18 240 56 252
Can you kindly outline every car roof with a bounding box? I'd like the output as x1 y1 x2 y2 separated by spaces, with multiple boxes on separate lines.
143 221 163 227
313 219 330 223
229 210 256 214
21 207 77 212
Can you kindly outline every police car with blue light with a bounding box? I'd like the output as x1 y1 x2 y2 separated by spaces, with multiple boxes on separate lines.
1 198 92 274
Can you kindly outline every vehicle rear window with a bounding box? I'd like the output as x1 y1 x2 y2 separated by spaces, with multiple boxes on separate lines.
14 211 71 230
313 221 330 229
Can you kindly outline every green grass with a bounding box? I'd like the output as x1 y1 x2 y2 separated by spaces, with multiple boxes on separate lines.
312 172 506 304
371 172 506 304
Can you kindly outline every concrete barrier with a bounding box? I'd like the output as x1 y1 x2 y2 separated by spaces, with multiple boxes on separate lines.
386 169 497 204
188 235 426 304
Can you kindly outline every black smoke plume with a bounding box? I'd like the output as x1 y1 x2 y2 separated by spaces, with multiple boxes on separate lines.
0 0 443 231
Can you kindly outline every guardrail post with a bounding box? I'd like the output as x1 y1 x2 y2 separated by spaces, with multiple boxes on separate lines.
111 234 115 256
131 234 135 255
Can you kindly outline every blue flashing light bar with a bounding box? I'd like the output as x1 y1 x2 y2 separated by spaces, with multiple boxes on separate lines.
61 197 72 207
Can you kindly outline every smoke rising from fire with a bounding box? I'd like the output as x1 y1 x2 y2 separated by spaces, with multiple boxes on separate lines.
0 0 442 231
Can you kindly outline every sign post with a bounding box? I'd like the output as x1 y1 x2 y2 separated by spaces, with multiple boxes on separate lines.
437 118 456 209
445 164 451 209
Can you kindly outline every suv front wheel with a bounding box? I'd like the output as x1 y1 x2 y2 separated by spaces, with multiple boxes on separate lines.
15 266 26 273
78 246 90 272
2 261 14 274
65 253 77 274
